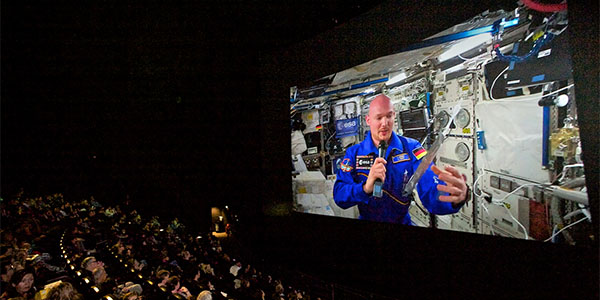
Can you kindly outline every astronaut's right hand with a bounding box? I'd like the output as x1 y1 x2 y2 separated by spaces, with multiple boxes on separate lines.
363 157 387 194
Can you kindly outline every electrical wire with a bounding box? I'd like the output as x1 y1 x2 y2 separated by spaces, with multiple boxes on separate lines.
458 53 473 61
325 130 337 152
491 183 547 240
563 208 586 220
501 203 529 240
489 66 509 101
479 201 496 236
551 25 568 36
472 172 485 197
556 163 583 183
524 31 536 42
544 216 589 242
493 183 545 204
550 225 559 243
542 84 574 98
477 75 492 100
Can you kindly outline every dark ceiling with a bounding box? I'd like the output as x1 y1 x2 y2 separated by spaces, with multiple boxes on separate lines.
1 0 386 220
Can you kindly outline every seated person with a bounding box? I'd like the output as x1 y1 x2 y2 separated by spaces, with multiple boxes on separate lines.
38 281 83 300
196 290 212 300
155 269 170 288
80 256 104 277
165 276 192 299
92 267 115 293
1 268 36 300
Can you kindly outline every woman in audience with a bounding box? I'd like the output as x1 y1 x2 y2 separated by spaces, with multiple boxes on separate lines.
165 276 193 299
155 269 170 288
1 268 36 300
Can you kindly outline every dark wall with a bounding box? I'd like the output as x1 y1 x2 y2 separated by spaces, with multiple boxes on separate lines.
1 0 385 231
1 1 264 230
258 0 599 298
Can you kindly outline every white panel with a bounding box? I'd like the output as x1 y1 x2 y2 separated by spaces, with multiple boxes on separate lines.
474 94 551 183
433 74 476 136
436 215 452 230
436 137 475 222
452 214 476 233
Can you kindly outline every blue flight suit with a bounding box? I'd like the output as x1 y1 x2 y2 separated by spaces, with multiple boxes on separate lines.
333 131 462 224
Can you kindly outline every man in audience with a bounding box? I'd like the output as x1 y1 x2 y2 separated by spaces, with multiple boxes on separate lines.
92 267 106 285
81 256 104 277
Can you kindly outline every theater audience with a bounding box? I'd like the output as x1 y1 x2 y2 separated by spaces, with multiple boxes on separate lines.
2 191 319 300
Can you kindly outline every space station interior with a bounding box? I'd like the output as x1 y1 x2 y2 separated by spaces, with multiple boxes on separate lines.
289 3 591 245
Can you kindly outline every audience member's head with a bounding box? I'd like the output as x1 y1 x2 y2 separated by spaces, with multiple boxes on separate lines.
1 262 16 283
47 282 82 300
81 256 101 272
120 291 140 300
156 269 170 286
165 275 180 293
275 282 284 296
251 289 266 300
120 281 143 295
92 267 108 285
10 268 35 297
197 290 212 300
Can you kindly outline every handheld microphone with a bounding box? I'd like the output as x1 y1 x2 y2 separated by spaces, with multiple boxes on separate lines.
373 140 387 198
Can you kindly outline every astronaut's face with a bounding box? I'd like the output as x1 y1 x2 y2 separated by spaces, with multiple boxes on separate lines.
366 95 395 146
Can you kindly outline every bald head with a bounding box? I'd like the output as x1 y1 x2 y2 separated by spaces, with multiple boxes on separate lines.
366 94 395 146
368 94 393 117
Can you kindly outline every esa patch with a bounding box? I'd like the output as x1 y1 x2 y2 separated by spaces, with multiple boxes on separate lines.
412 146 427 160
340 158 353 172
355 155 374 170
392 153 410 163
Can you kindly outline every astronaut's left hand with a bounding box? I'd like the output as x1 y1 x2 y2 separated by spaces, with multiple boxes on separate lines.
432 165 468 204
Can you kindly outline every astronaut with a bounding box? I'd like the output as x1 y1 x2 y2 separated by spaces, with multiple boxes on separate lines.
333 94 469 224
